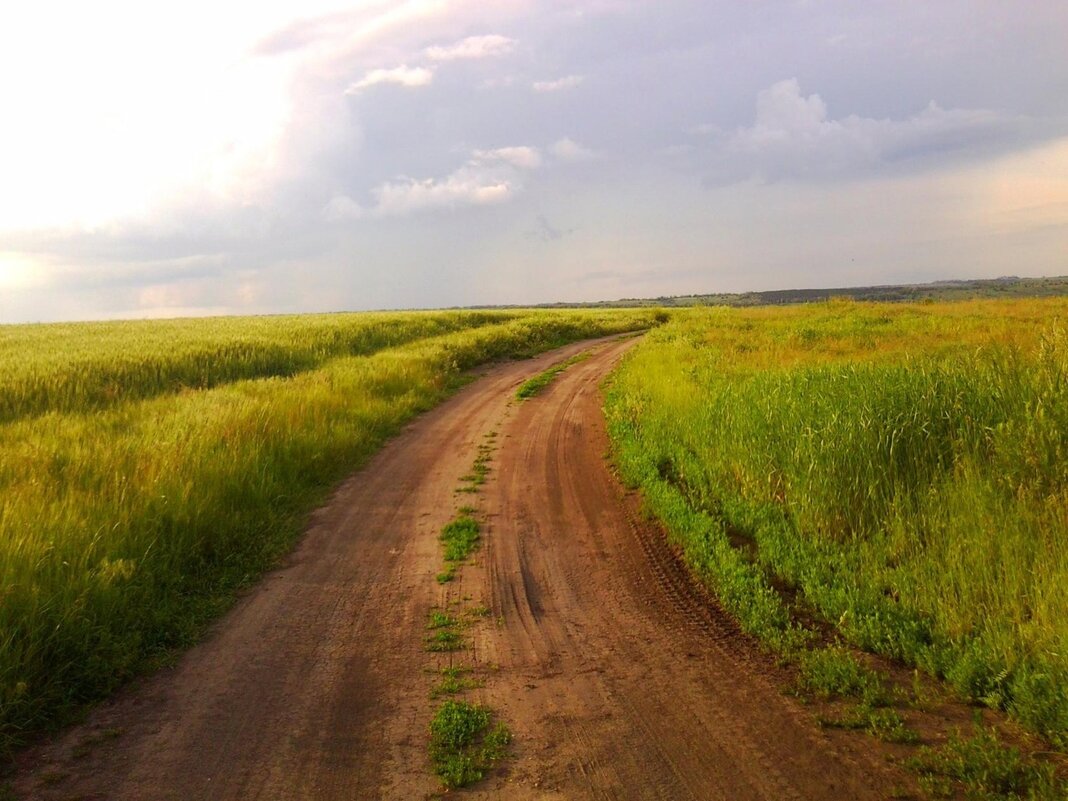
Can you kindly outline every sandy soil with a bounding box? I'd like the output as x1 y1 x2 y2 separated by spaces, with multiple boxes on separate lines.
13 335 909 800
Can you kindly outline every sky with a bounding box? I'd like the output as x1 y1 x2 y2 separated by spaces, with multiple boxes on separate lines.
1 1 1067 323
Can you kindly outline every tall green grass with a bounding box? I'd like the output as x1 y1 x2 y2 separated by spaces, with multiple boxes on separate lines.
0 309 656 753
605 300 1068 746
0 310 518 422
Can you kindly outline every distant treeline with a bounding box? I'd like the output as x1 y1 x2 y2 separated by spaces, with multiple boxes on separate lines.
471 275 1068 310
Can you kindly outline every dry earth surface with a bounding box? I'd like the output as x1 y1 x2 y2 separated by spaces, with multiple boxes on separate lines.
13 336 912 800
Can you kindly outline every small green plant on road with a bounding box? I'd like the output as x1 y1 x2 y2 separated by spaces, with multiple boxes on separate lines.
429 700 511 789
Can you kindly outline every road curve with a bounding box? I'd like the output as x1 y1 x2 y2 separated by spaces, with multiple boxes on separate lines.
14 336 904 799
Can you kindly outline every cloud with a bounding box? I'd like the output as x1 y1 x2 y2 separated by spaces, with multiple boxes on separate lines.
346 65 434 93
551 137 597 161
706 78 1021 183
372 170 513 216
362 145 543 217
425 34 516 61
473 146 542 169
532 75 584 93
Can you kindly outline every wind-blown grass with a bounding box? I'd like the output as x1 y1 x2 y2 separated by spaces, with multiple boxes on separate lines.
0 308 656 753
0 310 517 422
605 299 1068 746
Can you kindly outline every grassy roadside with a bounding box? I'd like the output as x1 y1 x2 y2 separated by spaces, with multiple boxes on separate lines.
0 309 657 755
604 300 1068 796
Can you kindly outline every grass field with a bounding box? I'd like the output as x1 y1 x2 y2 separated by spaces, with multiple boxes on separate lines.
0 308 657 753
605 299 1068 747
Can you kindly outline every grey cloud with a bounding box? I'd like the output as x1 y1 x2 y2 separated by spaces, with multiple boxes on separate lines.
700 78 1027 185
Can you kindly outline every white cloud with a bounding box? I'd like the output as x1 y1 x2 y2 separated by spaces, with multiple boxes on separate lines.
368 144 543 217
346 65 434 93
373 170 513 216
532 75 584 93
714 78 1017 183
473 146 542 169
551 137 596 161
425 34 516 61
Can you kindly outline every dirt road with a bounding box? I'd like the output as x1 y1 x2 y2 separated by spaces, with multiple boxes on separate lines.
14 336 905 799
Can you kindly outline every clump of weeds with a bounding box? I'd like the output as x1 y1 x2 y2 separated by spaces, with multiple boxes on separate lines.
440 514 480 563
431 665 482 698
429 700 511 789
458 445 493 491
796 646 893 708
907 723 1066 800
426 610 458 630
819 704 919 744
425 629 465 652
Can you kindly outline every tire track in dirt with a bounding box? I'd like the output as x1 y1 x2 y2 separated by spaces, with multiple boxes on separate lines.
13 335 909 800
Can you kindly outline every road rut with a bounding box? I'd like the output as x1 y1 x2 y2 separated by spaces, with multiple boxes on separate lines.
14 336 904 799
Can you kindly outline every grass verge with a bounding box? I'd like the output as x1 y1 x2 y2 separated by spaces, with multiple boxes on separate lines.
605 300 1068 797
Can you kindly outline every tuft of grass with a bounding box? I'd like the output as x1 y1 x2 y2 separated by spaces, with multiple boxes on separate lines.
426 610 457 630
459 444 493 491
428 700 511 789
908 725 1065 800
440 515 481 563
430 665 482 698
797 647 892 708
425 629 465 653
516 351 592 399
820 705 920 744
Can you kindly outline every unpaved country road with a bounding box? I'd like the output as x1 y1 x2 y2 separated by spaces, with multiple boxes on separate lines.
14 336 906 800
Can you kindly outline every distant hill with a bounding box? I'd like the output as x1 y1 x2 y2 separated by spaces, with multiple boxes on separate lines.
518 275 1068 309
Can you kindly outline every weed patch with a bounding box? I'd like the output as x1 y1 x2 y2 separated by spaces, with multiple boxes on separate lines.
429 700 511 789
516 351 591 399
426 610 458 630
440 515 480 563
425 629 465 653
820 705 919 744
431 666 482 698
908 725 1065 799
797 647 892 707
